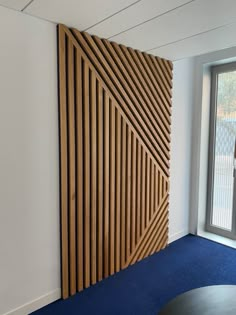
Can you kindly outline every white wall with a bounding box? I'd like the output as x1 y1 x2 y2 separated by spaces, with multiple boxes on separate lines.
0 6 60 315
169 58 194 243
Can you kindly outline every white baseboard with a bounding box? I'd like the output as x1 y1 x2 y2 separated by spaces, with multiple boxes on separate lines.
168 229 189 244
3 289 61 315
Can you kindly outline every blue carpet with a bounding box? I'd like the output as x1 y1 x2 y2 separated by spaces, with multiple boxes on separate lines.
32 235 236 315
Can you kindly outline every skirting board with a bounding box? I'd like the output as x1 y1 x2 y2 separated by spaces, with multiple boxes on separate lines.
168 229 189 244
2 289 61 315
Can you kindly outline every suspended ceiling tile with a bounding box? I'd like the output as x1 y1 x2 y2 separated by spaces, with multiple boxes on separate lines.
0 0 30 11
110 0 236 52
25 0 139 30
87 0 191 39
149 22 236 61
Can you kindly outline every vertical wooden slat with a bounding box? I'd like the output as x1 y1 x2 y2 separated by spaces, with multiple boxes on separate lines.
141 148 146 235
84 62 90 288
67 40 76 296
115 110 121 272
136 141 141 243
155 167 158 209
97 83 103 282
91 72 97 285
145 155 150 227
104 92 110 278
158 170 161 206
126 128 131 260
131 133 137 252
121 120 127 268
58 26 69 299
153 165 156 214
162 176 165 198
150 161 154 218
110 100 116 275
75 52 84 292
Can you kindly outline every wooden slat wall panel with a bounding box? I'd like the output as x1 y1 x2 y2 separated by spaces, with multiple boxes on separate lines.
58 24 172 299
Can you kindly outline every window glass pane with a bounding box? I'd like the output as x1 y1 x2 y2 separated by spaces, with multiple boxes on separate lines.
212 71 236 230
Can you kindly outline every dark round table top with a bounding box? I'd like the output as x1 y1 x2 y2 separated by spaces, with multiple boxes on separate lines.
158 285 236 315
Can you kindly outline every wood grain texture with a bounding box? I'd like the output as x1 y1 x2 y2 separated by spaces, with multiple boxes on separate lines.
58 24 172 298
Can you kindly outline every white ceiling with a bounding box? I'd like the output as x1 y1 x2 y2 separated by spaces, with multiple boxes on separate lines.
1 0 236 61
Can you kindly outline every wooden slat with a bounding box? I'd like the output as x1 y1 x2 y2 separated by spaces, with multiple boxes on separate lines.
126 127 131 261
150 161 154 219
109 100 115 275
84 61 90 288
115 110 121 272
75 52 84 292
153 165 156 215
104 92 110 278
97 83 103 282
162 176 165 199
158 170 162 207
145 155 150 227
67 40 76 295
155 167 158 211
136 142 141 243
131 133 137 252
91 71 97 285
121 119 127 268
141 148 146 235
58 25 69 299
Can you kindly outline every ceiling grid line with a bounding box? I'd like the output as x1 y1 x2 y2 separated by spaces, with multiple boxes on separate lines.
21 0 35 11
107 0 195 40
84 0 141 32
147 22 236 53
